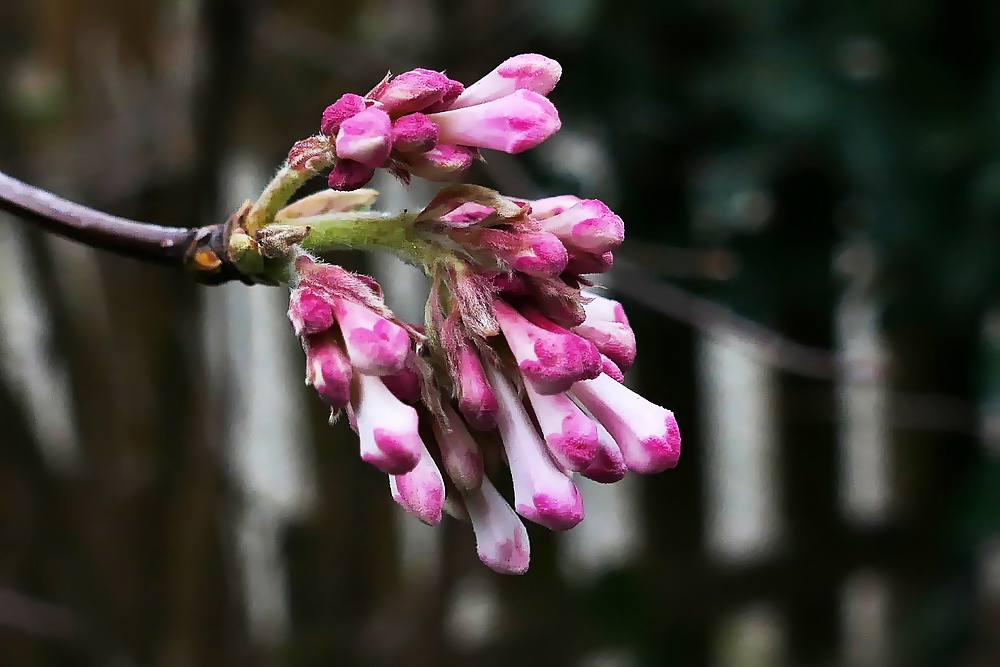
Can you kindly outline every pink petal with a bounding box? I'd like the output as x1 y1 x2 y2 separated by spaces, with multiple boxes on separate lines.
335 107 392 168
403 144 475 181
428 90 561 154
331 299 410 375
536 199 624 254
523 383 598 471
321 93 366 136
480 229 568 277
570 374 681 474
464 478 530 574
353 374 422 474
288 284 333 336
369 68 463 116
389 442 445 525
486 364 584 531
581 420 627 483
448 54 562 110
391 112 439 153
327 160 376 190
494 300 602 395
572 310 637 371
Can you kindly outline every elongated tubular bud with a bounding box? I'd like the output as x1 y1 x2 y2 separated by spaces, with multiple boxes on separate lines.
523 382 599 472
448 54 562 110
331 299 410 375
485 364 584 531
494 300 601 395
464 477 530 574
431 403 485 491
428 90 560 154
572 311 637 371
389 442 445 525
570 374 681 474
353 374 422 474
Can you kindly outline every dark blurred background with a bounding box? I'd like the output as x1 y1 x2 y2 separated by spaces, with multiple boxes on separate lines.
1 0 999 665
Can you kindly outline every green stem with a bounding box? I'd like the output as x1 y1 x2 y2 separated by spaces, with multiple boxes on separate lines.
245 163 326 232
298 211 432 265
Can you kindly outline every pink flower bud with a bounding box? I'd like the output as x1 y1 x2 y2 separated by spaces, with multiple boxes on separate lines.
369 68 463 116
286 137 332 171
536 199 624 254
448 54 562 110
330 299 410 375
327 160 376 190
404 144 475 181
581 421 627 483
431 404 484 491
389 442 445 525
335 107 392 168
428 90 561 154
486 365 584 530
354 373 422 474
321 93 366 136
571 374 681 474
288 284 333 336
441 313 498 429
572 309 637 371
523 383 598 471
494 300 602 395
304 333 353 411
463 478 530 574
480 228 568 277
454 343 499 430
391 113 439 153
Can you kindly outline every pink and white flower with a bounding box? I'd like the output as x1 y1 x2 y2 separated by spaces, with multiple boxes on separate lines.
464 478 530 575
282 56 682 576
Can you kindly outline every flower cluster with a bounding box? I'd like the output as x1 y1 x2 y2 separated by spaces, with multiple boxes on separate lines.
273 54 680 574
316 54 561 190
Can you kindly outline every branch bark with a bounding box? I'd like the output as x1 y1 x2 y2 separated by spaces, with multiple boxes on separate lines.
0 170 254 284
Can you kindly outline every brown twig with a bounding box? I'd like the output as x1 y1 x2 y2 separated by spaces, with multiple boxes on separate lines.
0 170 254 285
